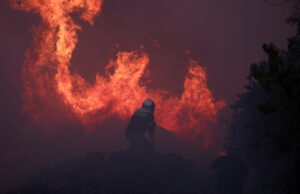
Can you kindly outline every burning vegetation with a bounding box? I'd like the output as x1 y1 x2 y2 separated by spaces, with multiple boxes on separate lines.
11 0 225 146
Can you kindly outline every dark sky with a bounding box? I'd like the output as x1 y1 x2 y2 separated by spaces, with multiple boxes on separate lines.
0 0 296 190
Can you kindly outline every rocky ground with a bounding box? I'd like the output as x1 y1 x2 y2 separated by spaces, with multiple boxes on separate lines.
9 151 213 194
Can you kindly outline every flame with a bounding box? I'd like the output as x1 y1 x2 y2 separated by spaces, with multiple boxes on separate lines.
11 0 225 146
219 151 228 157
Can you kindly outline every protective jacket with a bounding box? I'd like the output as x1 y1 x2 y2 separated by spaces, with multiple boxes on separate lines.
125 108 156 140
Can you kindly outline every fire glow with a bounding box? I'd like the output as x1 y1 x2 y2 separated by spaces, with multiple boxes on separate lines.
11 0 225 146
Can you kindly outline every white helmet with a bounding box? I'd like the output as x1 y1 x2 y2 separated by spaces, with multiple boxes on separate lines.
142 99 155 113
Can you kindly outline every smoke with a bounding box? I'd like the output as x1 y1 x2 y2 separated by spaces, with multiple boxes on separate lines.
10 0 225 146
0 0 294 191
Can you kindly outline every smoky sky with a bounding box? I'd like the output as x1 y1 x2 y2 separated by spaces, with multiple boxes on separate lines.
0 0 296 190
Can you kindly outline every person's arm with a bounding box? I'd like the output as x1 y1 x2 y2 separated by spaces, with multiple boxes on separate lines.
147 115 156 144
149 128 154 144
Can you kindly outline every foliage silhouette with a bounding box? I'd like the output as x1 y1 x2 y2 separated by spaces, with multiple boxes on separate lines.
225 6 300 194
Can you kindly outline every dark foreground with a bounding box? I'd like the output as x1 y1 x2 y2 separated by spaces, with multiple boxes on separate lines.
9 152 212 194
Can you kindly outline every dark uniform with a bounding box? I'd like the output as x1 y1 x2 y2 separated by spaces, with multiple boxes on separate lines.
125 108 156 154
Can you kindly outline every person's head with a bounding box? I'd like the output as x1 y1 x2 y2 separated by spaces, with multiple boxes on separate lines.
142 99 155 113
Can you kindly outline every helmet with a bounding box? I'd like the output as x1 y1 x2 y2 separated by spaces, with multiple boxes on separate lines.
142 99 155 113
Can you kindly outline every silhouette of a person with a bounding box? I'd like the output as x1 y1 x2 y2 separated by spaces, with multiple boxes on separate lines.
125 99 156 154
211 153 248 194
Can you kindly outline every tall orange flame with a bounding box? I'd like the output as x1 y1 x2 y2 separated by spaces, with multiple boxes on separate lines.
11 0 225 146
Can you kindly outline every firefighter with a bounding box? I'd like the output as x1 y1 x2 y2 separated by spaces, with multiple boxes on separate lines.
125 99 156 154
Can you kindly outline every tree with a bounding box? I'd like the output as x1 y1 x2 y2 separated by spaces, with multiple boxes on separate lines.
224 7 300 194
